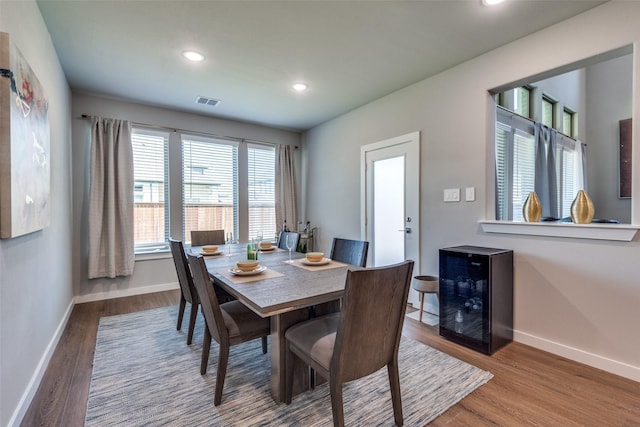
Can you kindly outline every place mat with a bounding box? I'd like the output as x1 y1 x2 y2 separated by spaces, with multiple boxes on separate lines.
216 267 285 283
257 247 285 254
289 258 348 271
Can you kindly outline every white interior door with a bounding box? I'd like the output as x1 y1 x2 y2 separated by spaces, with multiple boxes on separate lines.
361 132 421 306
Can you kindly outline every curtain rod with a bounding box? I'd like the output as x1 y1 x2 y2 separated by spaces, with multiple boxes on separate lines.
496 106 582 145
80 114 299 148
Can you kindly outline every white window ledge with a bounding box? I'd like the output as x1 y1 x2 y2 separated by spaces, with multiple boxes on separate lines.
479 220 640 242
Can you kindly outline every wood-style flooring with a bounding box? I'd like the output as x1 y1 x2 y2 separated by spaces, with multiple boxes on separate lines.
21 290 640 426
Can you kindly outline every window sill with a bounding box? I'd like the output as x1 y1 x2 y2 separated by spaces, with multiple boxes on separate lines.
135 250 171 261
479 220 640 242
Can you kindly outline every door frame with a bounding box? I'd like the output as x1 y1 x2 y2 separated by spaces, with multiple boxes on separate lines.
360 131 420 270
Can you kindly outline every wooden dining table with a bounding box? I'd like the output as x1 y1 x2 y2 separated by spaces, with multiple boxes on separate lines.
197 244 350 403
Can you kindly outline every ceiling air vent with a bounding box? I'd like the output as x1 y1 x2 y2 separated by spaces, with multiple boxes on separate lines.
195 96 221 107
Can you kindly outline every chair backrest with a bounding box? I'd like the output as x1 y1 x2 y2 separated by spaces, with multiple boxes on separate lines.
332 260 414 383
278 231 300 251
191 229 225 246
329 238 369 267
187 254 229 344
169 239 197 304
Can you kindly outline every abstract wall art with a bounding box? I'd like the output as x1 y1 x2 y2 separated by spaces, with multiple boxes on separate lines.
0 32 50 238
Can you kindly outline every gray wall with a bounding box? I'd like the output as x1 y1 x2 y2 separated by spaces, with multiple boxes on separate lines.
0 1 73 426
586 54 633 222
72 93 302 300
303 1 640 381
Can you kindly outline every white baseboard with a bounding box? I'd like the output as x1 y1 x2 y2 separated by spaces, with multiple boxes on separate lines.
74 282 179 304
8 299 74 427
514 330 640 383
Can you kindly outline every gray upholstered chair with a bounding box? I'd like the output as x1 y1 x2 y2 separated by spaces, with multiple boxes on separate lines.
169 239 199 345
329 237 369 267
278 231 300 251
284 260 414 426
190 229 225 246
187 253 270 406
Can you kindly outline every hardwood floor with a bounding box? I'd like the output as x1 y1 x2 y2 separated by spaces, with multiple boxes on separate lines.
22 291 640 426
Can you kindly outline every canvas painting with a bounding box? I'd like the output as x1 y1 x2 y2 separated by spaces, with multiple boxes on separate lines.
0 32 50 238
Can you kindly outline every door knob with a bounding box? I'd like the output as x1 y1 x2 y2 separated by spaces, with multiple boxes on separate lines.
398 227 412 234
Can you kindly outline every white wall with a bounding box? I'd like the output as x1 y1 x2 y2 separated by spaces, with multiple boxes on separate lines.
303 1 640 381
0 1 73 426
72 93 302 299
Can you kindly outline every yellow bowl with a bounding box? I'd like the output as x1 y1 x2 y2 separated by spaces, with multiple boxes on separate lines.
202 245 219 253
306 252 324 262
237 260 259 271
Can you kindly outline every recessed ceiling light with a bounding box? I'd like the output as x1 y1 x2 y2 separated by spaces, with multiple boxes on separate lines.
292 83 308 92
182 50 205 62
482 0 505 5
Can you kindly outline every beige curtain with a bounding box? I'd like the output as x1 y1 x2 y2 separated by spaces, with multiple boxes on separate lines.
88 117 134 279
275 144 297 232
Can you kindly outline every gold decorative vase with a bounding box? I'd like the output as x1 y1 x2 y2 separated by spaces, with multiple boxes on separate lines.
522 191 542 222
570 189 594 224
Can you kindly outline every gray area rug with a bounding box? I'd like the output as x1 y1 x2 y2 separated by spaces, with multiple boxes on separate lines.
86 306 492 426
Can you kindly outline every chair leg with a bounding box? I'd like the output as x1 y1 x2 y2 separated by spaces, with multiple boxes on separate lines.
387 361 404 426
418 292 424 323
187 302 198 345
329 380 345 427
214 344 230 406
177 295 186 331
201 327 212 375
261 336 268 354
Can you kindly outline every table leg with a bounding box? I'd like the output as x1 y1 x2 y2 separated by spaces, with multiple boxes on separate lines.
270 308 310 402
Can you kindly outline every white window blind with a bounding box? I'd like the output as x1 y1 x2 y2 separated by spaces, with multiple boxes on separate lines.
131 127 169 252
182 134 238 244
496 108 535 221
248 143 276 241
511 130 536 222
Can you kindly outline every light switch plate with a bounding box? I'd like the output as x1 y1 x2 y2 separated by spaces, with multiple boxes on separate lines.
465 187 476 202
444 188 460 202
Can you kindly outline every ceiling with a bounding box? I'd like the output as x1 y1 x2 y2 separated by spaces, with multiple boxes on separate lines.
37 0 606 132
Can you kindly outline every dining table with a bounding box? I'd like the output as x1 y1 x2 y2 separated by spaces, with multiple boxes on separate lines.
194 243 351 403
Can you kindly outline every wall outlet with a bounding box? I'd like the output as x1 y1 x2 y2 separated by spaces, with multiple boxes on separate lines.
444 188 460 202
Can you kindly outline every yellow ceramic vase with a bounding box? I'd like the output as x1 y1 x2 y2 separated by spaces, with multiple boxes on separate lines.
522 191 542 222
570 189 595 224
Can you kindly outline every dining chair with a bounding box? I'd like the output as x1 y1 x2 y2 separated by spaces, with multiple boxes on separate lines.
329 237 369 267
190 229 225 246
278 231 301 251
187 253 271 406
169 239 200 345
284 260 414 426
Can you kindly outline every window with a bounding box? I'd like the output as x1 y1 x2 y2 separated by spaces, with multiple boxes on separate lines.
495 113 535 221
495 107 581 221
563 107 576 137
248 144 276 241
513 87 531 118
182 135 238 245
131 128 169 253
131 126 280 254
541 96 555 128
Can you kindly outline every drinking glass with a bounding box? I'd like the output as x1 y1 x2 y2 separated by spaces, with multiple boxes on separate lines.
226 232 233 257
256 231 263 255
285 234 295 263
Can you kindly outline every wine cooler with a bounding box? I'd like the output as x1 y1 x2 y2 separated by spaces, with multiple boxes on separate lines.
439 245 513 354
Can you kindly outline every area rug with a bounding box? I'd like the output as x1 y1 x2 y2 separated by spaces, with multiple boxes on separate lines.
85 306 492 426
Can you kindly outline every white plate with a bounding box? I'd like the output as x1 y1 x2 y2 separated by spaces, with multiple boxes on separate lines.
200 250 223 256
228 265 267 276
259 246 276 251
301 257 331 266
